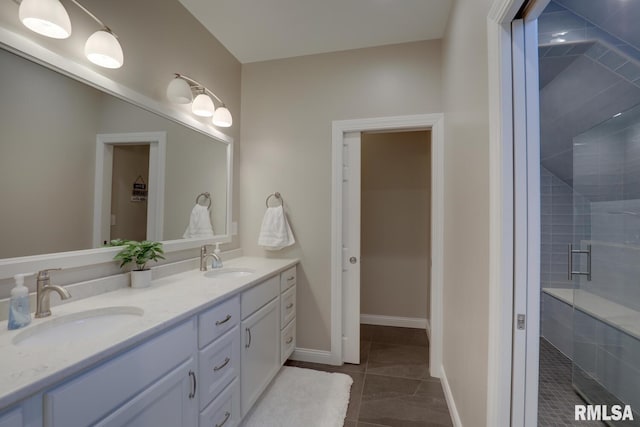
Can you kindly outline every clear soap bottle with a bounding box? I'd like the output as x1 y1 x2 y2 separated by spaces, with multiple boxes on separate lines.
8 273 33 330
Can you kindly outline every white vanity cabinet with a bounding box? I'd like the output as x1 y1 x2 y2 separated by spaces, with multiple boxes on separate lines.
240 276 281 417
279 266 297 364
43 319 198 427
197 296 241 427
0 261 299 427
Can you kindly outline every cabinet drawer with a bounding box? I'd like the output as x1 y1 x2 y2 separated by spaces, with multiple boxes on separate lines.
280 266 297 292
200 379 240 427
44 319 196 427
281 319 296 364
241 275 279 319
280 285 296 329
198 326 240 411
198 295 240 348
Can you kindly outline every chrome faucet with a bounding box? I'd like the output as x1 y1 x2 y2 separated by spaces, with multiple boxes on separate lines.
35 268 71 318
200 245 222 271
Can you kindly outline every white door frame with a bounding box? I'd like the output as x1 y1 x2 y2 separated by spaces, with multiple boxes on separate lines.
487 0 547 425
93 132 167 247
330 113 444 376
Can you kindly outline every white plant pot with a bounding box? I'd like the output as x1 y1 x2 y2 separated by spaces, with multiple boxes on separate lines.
131 269 152 288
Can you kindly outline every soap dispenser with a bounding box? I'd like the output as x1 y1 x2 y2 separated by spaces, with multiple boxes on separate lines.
8 273 33 330
212 243 223 269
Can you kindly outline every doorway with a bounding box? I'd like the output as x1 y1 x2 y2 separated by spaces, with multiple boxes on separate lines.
331 113 444 376
110 145 150 242
360 130 431 332
92 131 166 247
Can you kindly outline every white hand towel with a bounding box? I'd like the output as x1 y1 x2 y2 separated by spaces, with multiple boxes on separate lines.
258 206 295 251
183 204 214 238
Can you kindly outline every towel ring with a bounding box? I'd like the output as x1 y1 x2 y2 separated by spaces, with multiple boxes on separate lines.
265 192 283 208
196 192 212 210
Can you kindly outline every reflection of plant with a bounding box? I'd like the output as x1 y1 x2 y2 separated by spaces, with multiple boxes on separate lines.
114 241 165 271
105 239 128 247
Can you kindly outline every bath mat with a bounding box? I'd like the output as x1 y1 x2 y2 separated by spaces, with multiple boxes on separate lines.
242 366 353 427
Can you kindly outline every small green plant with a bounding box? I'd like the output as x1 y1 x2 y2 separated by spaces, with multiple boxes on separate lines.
114 240 165 271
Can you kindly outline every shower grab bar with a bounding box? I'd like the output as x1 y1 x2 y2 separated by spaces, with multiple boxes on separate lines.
567 244 591 281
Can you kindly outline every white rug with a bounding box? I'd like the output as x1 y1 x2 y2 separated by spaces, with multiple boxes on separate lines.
242 366 353 427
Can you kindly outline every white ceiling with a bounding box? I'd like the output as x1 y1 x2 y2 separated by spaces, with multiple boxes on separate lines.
178 0 453 64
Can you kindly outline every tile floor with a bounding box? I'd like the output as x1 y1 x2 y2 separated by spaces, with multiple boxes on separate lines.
286 324 453 427
537 338 604 427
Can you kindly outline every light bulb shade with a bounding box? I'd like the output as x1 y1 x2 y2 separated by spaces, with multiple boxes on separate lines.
166 78 193 104
212 106 233 127
19 0 71 39
85 30 124 69
192 93 214 117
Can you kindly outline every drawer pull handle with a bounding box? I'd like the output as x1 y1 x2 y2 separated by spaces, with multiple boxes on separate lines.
215 411 231 427
286 336 293 344
245 327 252 348
188 370 197 399
215 314 232 326
286 303 294 309
213 357 231 372
287 276 295 281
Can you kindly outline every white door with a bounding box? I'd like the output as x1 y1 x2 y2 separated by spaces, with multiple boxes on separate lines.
511 3 546 425
342 131 361 364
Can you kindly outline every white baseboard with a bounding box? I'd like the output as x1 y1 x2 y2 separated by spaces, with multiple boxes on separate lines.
440 365 463 427
290 348 337 365
361 314 428 330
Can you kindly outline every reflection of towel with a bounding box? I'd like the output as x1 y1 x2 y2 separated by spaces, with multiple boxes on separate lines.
258 206 295 251
183 204 214 238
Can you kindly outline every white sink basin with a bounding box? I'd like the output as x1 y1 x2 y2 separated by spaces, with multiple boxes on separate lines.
12 306 144 347
203 268 255 279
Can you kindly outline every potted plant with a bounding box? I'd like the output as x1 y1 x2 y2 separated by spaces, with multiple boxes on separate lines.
113 240 165 288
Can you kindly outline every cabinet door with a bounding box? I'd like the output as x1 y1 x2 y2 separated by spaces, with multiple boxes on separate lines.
0 409 21 427
95 357 197 427
240 297 280 417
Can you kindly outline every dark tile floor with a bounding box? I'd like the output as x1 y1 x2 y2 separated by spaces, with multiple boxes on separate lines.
286 324 453 427
538 338 604 427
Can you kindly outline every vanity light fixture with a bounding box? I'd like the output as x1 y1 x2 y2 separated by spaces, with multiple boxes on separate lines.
167 74 233 127
18 0 124 69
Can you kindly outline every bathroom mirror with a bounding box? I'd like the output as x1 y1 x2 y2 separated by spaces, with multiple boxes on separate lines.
0 45 232 260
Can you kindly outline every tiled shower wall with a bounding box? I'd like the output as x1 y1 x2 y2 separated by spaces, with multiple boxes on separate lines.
540 166 591 290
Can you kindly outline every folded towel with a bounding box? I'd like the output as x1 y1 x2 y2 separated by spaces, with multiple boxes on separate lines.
258 206 295 251
183 204 214 238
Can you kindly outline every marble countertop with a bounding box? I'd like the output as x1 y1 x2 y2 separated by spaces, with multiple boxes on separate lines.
0 256 298 410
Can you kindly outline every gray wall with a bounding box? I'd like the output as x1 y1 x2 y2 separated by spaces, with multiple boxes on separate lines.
361 131 431 321
240 40 442 352
440 0 493 423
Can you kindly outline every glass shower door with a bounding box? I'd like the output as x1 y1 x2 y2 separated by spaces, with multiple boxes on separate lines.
571 105 640 425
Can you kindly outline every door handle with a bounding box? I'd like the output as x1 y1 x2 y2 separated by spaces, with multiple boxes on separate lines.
215 314 232 326
188 370 196 399
245 327 252 348
567 244 591 281
349 256 357 264
213 357 230 372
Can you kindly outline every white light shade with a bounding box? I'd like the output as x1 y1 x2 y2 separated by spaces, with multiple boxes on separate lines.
192 93 214 117
19 0 71 39
85 30 124 69
212 106 233 127
166 78 193 104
